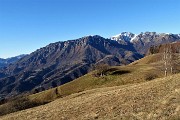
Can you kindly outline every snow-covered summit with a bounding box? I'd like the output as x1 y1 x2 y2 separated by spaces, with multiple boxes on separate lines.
111 32 137 42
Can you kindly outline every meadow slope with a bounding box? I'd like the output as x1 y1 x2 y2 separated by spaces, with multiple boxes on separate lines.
1 73 180 120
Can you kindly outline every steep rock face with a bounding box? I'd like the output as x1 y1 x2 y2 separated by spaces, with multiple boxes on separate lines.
0 35 142 98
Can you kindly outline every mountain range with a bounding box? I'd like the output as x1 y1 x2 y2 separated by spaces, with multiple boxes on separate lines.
0 32 180 98
0 55 26 68
111 32 180 54
1 50 180 120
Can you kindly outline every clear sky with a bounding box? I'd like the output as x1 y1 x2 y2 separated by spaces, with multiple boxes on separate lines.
0 0 180 58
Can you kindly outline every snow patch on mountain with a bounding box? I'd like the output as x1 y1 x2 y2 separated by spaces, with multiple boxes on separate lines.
111 32 137 42
178 34 180 38
130 34 138 42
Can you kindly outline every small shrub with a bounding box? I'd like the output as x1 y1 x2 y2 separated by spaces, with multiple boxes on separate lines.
93 64 110 77
0 98 7 105
144 73 158 81
0 96 47 116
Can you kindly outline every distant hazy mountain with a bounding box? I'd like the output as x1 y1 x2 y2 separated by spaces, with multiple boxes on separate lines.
0 32 180 98
0 54 27 68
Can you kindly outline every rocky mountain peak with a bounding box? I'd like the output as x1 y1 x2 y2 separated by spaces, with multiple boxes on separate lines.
81 35 104 42
111 32 180 43
111 32 136 42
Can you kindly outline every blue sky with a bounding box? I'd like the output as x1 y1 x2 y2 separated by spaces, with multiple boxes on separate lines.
0 0 180 58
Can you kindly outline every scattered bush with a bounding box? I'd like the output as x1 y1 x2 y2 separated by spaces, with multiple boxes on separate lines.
144 73 158 81
93 64 131 77
0 98 7 105
93 64 110 77
0 96 48 116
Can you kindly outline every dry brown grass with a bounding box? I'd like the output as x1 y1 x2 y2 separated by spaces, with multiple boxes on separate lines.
0 54 179 119
29 54 166 103
0 96 48 116
0 73 179 120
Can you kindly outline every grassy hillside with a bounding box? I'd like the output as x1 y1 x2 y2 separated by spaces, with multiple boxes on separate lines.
0 53 179 117
1 72 180 120
29 54 166 103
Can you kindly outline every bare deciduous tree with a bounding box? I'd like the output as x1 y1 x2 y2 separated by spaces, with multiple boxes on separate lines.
94 64 110 77
163 43 180 77
163 44 170 76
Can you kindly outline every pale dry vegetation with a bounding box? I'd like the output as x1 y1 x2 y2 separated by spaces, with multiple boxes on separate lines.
0 54 179 119
0 96 48 116
33 53 170 102
0 73 180 120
